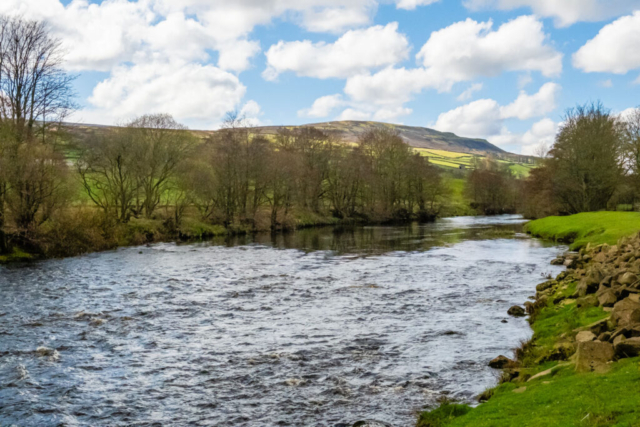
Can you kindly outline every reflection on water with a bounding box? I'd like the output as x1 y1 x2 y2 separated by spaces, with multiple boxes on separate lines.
203 215 531 255
0 215 565 426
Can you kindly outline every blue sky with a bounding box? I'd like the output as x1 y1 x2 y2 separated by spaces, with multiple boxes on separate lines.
4 0 640 154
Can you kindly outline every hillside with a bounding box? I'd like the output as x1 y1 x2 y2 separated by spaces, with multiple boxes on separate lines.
66 120 506 156
226 121 505 155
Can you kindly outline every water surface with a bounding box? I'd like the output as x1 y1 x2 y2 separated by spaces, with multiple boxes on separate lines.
0 215 565 426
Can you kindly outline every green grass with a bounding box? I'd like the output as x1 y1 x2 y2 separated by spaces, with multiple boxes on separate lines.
0 247 34 263
437 358 640 427
525 212 640 250
418 300 638 427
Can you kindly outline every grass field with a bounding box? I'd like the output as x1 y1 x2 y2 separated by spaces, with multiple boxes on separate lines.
416 148 537 177
525 212 640 250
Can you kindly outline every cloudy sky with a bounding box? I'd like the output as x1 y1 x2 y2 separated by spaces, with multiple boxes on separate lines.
4 0 640 154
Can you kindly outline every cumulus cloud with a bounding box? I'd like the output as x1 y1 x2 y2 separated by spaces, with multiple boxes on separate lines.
573 12 640 75
263 23 409 80
298 95 346 118
463 0 639 27
434 84 561 151
416 15 562 87
339 16 560 112
457 83 484 101
500 82 560 120
73 61 246 128
520 118 559 155
395 0 440 10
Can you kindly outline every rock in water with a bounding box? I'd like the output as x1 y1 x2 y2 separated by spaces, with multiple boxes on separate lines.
488 355 514 369
507 306 526 317
352 421 393 427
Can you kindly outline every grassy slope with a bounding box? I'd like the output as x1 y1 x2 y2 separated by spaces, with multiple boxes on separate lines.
415 148 536 177
418 211 640 427
525 212 640 250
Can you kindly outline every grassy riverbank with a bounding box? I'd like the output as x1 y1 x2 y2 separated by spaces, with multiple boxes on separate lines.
525 212 640 250
418 212 640 427
0 209 344 263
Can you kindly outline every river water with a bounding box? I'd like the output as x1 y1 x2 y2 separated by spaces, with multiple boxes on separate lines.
0 215 565 426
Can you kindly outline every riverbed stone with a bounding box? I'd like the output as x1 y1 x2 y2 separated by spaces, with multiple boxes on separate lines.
615 337 640 358
489 355 514 369
507 306 526 317
612 298 640 327
575 341 614 373
352 420 393 427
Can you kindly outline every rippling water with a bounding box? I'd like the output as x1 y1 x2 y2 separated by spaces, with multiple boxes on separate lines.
0 215 565 426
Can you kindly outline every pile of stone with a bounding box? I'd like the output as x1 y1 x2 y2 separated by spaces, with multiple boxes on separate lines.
535 236 640 372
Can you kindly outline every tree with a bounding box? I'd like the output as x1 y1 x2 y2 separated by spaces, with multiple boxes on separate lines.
0 16 75 248
77 129 139 223
466 158 517 214
126 114 196 218
547 103 625 213
623 107 640 205
0 16 75 141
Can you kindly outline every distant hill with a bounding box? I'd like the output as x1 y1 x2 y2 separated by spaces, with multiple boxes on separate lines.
219 121 505 155
65 120 519 157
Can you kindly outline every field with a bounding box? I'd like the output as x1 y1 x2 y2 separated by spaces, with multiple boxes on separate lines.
525 212 640 250
416 148 537 177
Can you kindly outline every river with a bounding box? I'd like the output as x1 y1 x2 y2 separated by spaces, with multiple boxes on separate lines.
0 215 565 426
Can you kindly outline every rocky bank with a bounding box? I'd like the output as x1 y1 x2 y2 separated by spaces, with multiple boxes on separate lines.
493 233 640 385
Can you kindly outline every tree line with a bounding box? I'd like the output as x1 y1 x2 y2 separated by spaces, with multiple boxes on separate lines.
463 103 640 218
0 16 445 257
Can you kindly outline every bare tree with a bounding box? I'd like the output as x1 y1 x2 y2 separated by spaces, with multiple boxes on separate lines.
126 114 196 218
0 16 75 141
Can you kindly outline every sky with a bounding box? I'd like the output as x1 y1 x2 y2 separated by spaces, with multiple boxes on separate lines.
3 0 640 154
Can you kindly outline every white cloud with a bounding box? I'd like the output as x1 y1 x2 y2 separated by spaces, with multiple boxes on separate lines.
395 0 440 10
520 118 559 155
573 12 640 74
500 82 560 120
599 79 614 88
263 23 409 80
434 84 561 151
463 0 639 27
298 94 346 118
341 16 560 116
518 73 533 89
416 15 562 89
337 108 374 121
457 83 483 101
74 61 246 128
434 99 505 138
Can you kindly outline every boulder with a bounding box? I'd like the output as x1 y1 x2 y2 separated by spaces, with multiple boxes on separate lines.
550 257 564 266
612 298 640 327
564 258 577 268
597 289 618 307
575 331 596 343
575 341 614 373
576 279 599 297
576 295 598 309
614 337 640 359
507 306 526 317
585 268 604 286
352 421 392 427
536 280 557 292
489 355 514 369
619 272 639 286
